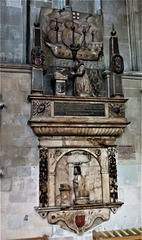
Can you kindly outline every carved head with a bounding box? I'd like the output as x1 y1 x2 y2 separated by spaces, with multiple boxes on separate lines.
74 165 81 176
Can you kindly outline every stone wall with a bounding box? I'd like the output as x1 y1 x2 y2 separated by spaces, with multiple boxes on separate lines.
0 0 27 64
126 0 142 71
0 66 141 240
102 0 131 71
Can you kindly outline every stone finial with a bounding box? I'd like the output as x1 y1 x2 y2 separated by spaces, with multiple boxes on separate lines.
34 14 40 27
111 24 116 36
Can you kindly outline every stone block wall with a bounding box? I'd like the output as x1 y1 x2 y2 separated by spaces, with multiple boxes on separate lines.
135 0 142 71
0 0 27 64
0 66 142 240
127 0 142 71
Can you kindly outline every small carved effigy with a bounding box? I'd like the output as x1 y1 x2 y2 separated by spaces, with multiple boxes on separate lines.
39 148 48 207
108 147 118 203
32 101 51 117
88 69 102 97
109 103 125 118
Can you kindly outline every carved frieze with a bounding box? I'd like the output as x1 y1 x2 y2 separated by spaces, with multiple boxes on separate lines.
32 101 51 117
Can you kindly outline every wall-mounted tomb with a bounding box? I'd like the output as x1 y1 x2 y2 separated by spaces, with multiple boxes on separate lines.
28 7 130 235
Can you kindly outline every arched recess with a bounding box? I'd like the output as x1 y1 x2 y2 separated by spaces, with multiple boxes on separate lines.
55 149 103 206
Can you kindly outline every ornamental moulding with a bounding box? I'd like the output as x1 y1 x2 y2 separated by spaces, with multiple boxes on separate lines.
31 126 125 137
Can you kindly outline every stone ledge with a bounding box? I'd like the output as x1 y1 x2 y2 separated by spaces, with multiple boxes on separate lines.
0 64 32 73
104 70 142 80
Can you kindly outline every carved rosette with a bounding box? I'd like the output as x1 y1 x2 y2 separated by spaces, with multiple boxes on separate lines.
32 101 51 117
39 148 48 207
48 209 110 235
109 103 125 118
108 147 118 203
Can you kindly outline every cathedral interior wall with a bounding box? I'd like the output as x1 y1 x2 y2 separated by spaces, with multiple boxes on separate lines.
0 0 142 240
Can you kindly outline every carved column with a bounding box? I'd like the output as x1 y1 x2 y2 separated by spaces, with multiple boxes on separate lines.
48 171 56 207
101 169 110 203
48 149 56 207
100 148 110 203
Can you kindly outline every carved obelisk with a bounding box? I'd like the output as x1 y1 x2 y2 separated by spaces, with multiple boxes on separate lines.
109 26 124 97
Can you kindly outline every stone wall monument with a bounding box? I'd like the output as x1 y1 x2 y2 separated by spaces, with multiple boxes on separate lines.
28 7 129 235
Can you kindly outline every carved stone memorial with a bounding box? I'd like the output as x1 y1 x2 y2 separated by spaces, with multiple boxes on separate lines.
28 8 129 235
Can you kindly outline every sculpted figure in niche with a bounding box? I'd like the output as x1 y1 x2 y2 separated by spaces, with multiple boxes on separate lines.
73 165 89 202
71 60 92 97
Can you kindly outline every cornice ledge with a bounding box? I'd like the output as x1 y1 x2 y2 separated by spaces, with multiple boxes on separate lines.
104 70 142 79
0 64 32 73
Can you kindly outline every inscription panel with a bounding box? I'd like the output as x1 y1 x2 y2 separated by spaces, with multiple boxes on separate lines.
54 102 105 117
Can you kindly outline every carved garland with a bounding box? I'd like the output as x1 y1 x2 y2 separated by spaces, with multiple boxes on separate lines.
108 147 118 203
39 148 48 207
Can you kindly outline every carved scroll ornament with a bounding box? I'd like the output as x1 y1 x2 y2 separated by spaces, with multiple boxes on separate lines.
48 209 110 235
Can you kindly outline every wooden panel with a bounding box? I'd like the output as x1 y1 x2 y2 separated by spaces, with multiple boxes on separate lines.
93 228 142 240
12 235 48 240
